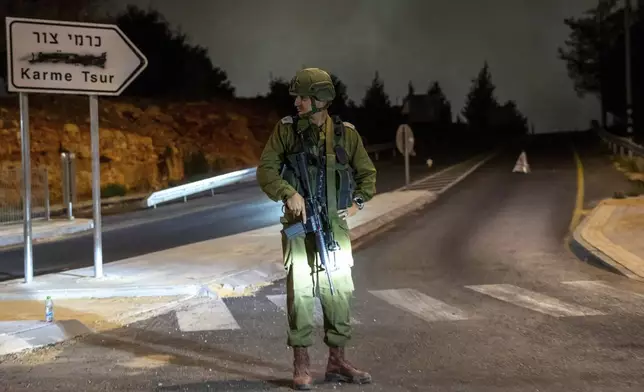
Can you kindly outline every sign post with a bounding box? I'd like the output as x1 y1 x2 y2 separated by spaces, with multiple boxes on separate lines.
19 92 33 283
395 124 415 187
6 16 148 281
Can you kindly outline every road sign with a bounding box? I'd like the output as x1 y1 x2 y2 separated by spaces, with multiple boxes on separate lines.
5 16 148 283
395 124 415 187
5 16 148 96
396 124 415 155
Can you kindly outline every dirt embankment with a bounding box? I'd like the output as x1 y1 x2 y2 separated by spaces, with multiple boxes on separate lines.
0 95 279 205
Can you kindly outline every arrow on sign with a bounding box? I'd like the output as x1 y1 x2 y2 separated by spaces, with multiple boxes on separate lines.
5 16 148 96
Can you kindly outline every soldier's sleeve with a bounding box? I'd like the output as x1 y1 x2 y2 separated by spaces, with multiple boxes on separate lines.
256 119 297 203
344 122 377 202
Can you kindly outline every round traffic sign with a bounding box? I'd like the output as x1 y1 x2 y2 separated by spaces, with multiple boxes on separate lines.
395 124 415 155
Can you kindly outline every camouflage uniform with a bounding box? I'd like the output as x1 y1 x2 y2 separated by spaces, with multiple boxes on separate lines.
256 68 376 390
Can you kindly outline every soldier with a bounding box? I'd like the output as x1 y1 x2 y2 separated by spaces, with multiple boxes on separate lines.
256 67 377 390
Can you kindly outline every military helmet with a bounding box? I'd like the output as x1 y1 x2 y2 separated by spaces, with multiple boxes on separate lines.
289 67 336 102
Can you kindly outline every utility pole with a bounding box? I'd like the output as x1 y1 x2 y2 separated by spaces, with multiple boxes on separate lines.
597 2 607 128
624 0 634 138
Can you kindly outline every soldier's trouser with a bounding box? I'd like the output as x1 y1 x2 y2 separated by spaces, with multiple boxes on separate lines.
281 217 355 348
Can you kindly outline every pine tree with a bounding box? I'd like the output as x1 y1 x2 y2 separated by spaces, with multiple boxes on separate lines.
461 62 499 131
362 71 391 111
427 81 453 124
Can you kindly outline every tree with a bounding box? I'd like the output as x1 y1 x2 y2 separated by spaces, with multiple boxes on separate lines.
361 71 391 110
407 80 415 97
462 62 499 131
427 81 453 125
359 71 394 142
265 76 292 117
557 0 622 98
330 74 350 119
114 5 234 98
491 100 529 136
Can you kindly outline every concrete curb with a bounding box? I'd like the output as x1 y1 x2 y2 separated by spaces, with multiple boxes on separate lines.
0 283 205 301
0 319 93 356
570 203 644 282
0 219 94 248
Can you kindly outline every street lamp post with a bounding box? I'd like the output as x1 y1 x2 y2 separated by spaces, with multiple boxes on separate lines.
624 0 634 138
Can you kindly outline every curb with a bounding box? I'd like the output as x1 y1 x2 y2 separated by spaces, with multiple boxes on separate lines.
569 202 644 282
0 319 93 357
0 283 205 301
0 219 94 248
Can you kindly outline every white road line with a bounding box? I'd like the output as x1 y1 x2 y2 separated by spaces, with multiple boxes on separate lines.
266 294 361 325
465 284 605 317
176 298 240 332
369 288 470 322
562 280 644 300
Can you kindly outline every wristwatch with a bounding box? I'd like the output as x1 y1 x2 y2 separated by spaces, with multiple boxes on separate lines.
353 196 365 210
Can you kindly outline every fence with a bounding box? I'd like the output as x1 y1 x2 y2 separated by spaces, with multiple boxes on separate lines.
597 128 644 158
0 166 50 225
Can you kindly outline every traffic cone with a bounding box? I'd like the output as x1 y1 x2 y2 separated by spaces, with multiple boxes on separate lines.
513 151 530 173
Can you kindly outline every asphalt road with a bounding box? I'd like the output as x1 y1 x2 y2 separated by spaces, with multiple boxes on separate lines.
0 152 471 281
2 132 643 391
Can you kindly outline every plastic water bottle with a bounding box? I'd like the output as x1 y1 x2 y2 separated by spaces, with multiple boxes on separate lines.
45 296 54 322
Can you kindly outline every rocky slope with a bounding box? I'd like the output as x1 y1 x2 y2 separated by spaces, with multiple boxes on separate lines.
0 95 278 205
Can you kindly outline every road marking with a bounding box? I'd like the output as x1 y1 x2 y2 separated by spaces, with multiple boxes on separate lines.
465 284 605 317
176 298 240 332
266 294 361 325
369 288 470 322
562 280 644 301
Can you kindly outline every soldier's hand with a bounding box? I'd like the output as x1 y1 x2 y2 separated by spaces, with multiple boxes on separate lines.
338 202 358 220
286 193 306 221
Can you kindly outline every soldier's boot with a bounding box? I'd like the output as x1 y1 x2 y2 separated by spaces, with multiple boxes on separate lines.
292 346 313 390
324 346 372 384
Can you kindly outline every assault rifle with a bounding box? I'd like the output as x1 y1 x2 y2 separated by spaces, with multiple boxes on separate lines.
281 151 338 295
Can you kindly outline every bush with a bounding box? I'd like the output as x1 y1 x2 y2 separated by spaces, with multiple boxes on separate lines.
101 183 127 198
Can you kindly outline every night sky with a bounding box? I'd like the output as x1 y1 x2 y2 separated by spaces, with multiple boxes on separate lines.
108 0 603 133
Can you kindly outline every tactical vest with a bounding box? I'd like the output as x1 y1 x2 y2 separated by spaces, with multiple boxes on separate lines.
280 115 355 212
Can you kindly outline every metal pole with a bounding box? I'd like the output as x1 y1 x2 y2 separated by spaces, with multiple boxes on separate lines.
597 1 608 128
90 95 103 278
19 92 33 283
44 169 50 221
625 0 634 137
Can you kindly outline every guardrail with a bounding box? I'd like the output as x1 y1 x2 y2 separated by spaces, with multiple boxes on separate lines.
143 142 397 209
597 129 644 158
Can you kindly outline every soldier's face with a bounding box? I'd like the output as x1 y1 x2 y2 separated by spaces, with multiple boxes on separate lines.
294 95 313 115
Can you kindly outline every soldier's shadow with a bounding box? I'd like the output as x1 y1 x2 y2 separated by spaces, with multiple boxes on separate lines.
155 378 338 391
155 379 293 391
81 325 296 389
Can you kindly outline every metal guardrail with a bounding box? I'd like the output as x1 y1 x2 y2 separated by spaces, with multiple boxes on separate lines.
144 167 257 208
143 143 397 208
597 129 644 158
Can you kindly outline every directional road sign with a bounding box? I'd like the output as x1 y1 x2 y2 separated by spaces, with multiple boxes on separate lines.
5 17 148 96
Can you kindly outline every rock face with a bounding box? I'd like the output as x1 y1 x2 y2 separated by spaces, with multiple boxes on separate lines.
0 95 278 204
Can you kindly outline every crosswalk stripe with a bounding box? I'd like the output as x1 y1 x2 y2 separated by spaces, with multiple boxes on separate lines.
465 284 606 317
176 298 240 332
562 280 644 301
368 288 470 322
266 294 361 325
